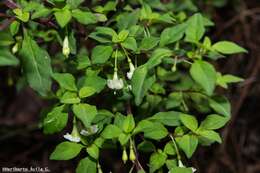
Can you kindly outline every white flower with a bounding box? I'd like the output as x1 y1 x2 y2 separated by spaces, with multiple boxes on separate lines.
63 133 80 143
191 167 197 172
80 125 99 136
107 72 124 90
127 62 135 80
64 124 80 143
62 36 70 57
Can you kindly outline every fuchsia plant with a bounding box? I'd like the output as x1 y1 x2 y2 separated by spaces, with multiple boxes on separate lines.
0 0 247 172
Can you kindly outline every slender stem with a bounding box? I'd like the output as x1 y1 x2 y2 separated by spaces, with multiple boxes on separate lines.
169 134 181 161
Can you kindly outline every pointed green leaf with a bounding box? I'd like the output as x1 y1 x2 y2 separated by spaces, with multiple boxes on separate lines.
50 142 83 160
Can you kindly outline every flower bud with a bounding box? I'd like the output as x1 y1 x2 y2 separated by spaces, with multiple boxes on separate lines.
122 148 128 164
12 43 19 54
129 146 136 161
62 36 70 57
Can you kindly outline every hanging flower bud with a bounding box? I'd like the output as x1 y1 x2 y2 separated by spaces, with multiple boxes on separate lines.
107 72 124 90
122 148 128 164
129 145 136 161
62 36 70 57
127 62 135 80
12 43 19 54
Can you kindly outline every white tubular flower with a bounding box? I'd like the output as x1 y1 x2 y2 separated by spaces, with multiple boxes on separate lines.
80 125 99 136
63 124 80 143
62 36 70 57
107 72 124 90
127 62 135 80
63 133 80 143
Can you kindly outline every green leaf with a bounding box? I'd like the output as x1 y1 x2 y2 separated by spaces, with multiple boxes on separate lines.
185 13 205 42
180 114 198 132
83 74 107 93
52 73 77 91
145 48 172 69
73 104 97 128
76 48 91 70
139 36 159 51
197 129 222 143
67 0 84 9
176 134 198 158
149 150 167 173
10 21 20 36
112 30 129 43
13 8 30 22
121 37 137 52
132 65 155 105
123 114 135 133
216 73 244 89
54 8 72 28
138 141 156 153
50 142 83 160
86 144 99 159
76 157 97 173
101 125 122 139
164 142 176 155
200 114 229 130
19 32 52 96
60 91 81 104
149 111 181 127
43 105 68 134
160 23 186 46
209 96 231 117
190 60 217 95
91 45 113 64
212 41 247 54
0 49 19 66
134 120 168 140
72 9 97 25
79 86 96 98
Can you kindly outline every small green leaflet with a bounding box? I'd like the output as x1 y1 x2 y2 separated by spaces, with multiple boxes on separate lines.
190 60 217 96
180 114 198 132
212 41 247 54
50 142 83 160
19 32 52 96
43 105 68 134
52 73 77 91
72 9 97 25
101 124 122 139
200 114 229 130
60 91 81 104
209 96 231 117
86 144 99 159
148 111 181 127
91 45 113 64
122 114 135 133
0 49 19 66
160 23 187 46
176 134 198 158
73 103 98 128
76 157 97 173
149 150 167 173
216 73 244 89
54 7 71 28
185 13 205 42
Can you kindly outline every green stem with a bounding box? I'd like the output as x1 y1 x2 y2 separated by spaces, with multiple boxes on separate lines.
169 134 181 161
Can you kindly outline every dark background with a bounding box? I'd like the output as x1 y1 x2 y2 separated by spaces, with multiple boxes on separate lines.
0 0 260 173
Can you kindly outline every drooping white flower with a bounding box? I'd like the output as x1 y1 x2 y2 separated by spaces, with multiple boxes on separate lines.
80 125 99 136
62 36 70 57
107 72 124 90
63 124 80 143
127 62 135 80
63 133 80 143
